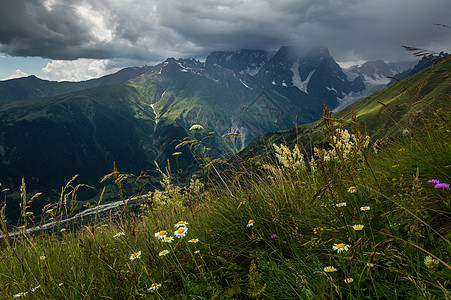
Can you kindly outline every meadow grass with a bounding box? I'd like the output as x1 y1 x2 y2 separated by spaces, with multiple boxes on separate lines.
0 98 450 298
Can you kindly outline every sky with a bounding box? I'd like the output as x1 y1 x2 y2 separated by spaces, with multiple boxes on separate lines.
0 0 450 82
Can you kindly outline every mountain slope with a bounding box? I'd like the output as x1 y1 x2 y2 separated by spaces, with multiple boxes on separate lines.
238 57 451 160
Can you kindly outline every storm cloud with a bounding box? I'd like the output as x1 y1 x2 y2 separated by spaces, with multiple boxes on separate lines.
1 0 450 64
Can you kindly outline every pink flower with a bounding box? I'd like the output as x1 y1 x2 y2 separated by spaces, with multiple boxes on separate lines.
428 179 440 184
435 183 450 189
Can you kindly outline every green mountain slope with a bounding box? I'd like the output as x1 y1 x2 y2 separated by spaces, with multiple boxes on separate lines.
238 57 451 159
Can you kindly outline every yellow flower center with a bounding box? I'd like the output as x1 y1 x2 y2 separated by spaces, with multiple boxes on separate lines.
349 186 356 190
178 221 185 224
177 228 185 234
336 243 345 249
363 206 369 210
339 203 344 206
151 283 159 287
164 237 170 241
132 253 139 258
161 251 167 255
158 231 166 236
248 220 254 224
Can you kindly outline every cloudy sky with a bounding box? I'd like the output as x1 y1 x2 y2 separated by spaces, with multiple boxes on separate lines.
1 0 450 81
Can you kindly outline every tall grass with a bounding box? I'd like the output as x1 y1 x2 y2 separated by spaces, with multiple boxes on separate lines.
0 79 450 299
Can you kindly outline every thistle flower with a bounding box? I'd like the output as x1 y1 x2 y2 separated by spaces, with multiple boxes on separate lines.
247 220 254 227
189 124 204 131
352 224 364 231
188 238 199 243
174 227 188 238
129 251 141 261
323 266 337 273
333 243 350 253
174 221 189 228
344 278 354 284
159 250 169 257
155 230 167 240
428 179 440 184
435 183 449 189
163 236 174 243
113 231 125 238
336 202 346 207
347 186 357 193
360 206 370 211
148 283 162 292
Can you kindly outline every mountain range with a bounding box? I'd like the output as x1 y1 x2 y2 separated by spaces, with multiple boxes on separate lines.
0 46 430 217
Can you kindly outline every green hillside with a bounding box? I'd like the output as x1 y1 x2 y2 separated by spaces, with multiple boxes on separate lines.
0 55 449 299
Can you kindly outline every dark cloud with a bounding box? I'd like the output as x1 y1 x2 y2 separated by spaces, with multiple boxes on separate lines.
0 0 450 63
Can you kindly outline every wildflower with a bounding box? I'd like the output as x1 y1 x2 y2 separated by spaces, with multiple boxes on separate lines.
31 285 41 292
129 251 141 261
352 224 364 231
40 255 46 260
282 241 287 244
189 124 204 131
247 220 254 227
155 230 167 239
333 243 350 253
188 238 199 243
174 221 188 228
323 266 337 273
148 283 162 292
344 278 354 284
163 236 174 243
428 179 440 184
360 206 370 211
336 202 346 207
13 292 28 298
113 231 125 238
435 183 449 190
271 234 278 239
424 255 439 269
174 227 188 238
60 228 66 232
159 250 169 257
367 263 374 268
194 250 200 254
347 186 357 193
391 165 399 168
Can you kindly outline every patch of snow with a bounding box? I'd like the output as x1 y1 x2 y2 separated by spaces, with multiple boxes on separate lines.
326 87 338 93
363 74 391 85
239 79 251 89
291 61 315 94
282 81 288 87
271 80 276 85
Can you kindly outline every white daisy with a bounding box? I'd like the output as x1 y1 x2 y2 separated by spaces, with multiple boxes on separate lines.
174 227 188 238
40 255 46 260
323 266 337 273
129 251 141 261
344 278 354 284
162 236 174 243
175 221 189 228
148 283 162 292
188 238 199 243
154 230 167 239
159 250 169 257
13 292 28 298
333 243 350 253
336 202 346 207
347 186 357 193
113 231 125 238
360 206 371 211
247 220 254 227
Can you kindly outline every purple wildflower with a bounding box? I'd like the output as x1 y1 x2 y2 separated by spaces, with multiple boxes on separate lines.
435 183 450 190
428 179 440 184
282 241 287 244
271 234 278 239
